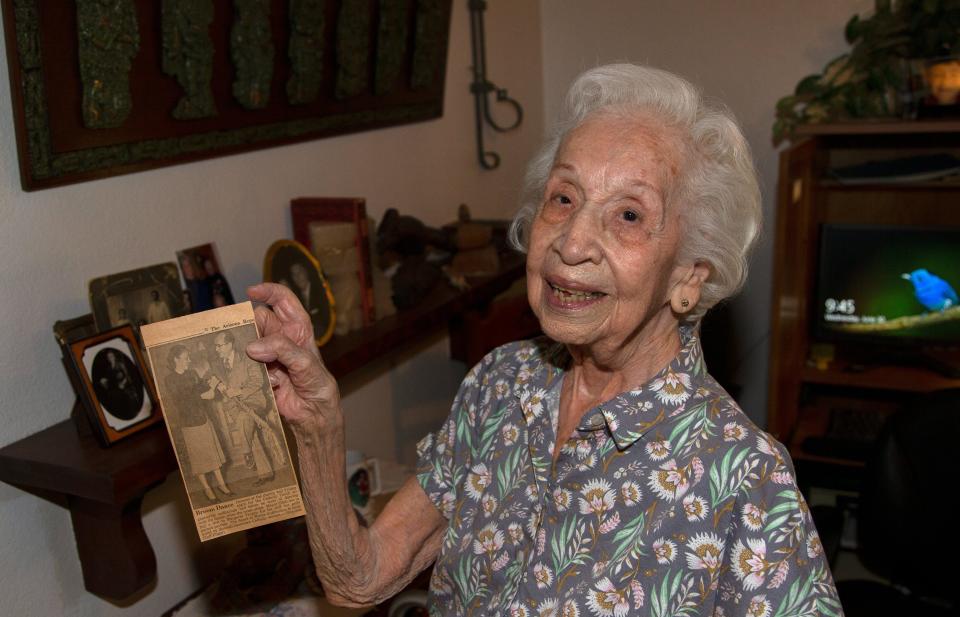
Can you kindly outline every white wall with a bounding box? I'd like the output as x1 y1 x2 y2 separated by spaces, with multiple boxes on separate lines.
539 0 873 424
0 1 543 614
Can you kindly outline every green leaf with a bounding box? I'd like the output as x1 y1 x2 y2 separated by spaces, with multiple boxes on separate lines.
772 570 817 617
650 569 685 617
764 513 791 533
709 445 749 508
456 411 474 454
453 552 488 605
672 427 690 456
550 514 589 573
730 446 749 473
776 95 799 114
767 490 800 516
845 14 861 43
817 596 843 617
496 446 523 495
478 405 508 459
609 511 646 568
670 404 699 440
795 75 822 96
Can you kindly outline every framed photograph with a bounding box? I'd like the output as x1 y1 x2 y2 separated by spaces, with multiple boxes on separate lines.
53 313 98 347
66 326 161 446
176 243 235 313
89 262 186 331
141 303 305 541
906 56 960 119
291 197 375 325
263 240 336 346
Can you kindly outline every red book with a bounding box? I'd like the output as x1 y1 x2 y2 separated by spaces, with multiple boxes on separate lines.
291 197 376 325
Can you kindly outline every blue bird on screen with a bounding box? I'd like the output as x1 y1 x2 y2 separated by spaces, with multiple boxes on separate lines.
901 269 958 311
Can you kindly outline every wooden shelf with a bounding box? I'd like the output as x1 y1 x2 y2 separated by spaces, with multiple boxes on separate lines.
800 362 960 392
321 251 525 375
817 180 960 191
0 250 526 602
795 119 960 137
0 407 175 601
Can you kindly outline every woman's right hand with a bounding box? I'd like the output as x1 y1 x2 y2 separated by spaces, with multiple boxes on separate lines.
245 283 342 433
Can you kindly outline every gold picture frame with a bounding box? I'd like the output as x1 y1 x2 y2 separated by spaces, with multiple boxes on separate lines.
263 240 336 346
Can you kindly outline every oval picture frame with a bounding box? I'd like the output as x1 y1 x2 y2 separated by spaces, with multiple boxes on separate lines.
263 240 336 346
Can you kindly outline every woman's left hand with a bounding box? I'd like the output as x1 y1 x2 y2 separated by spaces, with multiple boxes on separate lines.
245 283 342 433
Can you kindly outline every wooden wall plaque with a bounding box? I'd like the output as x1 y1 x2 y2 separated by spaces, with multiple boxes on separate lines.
1 0 452 190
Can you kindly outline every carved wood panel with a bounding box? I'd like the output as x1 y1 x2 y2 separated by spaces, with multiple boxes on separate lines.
1 0 452 190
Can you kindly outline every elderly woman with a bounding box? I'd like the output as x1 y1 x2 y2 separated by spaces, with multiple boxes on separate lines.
246 64 840 616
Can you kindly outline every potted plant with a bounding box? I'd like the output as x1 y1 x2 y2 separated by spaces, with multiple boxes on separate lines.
773 0 960 145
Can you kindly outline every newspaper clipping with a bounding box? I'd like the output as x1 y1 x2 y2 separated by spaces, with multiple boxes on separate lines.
141 302 305 541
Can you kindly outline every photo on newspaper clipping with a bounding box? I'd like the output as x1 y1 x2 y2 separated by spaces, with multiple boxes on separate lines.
141 302 304 541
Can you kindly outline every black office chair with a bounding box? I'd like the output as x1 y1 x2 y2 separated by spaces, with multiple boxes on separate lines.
822 388 960 616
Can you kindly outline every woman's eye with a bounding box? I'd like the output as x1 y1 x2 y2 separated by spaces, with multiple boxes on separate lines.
621 209 639 222
555 194 572 205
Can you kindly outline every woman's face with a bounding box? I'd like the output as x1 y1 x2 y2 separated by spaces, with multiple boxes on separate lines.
175 351 190 372
180 256 196 280
290 263 309 288
526 113 693 355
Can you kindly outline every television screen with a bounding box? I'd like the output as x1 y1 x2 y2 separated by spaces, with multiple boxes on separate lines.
814 224 960 345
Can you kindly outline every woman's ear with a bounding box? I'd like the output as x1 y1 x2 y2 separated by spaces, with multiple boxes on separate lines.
670 261 710 314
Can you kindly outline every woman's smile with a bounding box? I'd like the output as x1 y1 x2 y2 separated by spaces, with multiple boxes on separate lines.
544 276 608 309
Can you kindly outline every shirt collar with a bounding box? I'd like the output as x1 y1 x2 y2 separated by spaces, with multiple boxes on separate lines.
519 324 709 451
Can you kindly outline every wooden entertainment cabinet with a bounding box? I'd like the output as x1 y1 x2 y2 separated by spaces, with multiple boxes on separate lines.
767 120 960 491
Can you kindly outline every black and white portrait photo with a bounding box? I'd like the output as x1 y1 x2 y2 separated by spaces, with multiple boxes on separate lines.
150 324 297 508
263 240 335 345
75 332 157 441
141 302 305 539
89 262 186 331
90 346 145 421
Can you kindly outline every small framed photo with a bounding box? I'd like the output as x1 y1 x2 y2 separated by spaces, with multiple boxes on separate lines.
176 243 235 313
66 326 162 446
263 240 336 346
89 262 186 331
291 197 377 333
906 56 960 119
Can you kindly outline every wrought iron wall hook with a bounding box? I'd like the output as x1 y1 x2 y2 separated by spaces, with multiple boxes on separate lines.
469 0 523 170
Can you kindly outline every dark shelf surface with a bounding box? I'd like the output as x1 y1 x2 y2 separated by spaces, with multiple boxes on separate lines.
0 410 175 505
795 119 960 136
801 361 960 392
817 179 960 191
321 250 526 377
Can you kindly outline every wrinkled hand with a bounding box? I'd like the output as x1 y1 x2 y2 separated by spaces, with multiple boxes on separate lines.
245 283 342 431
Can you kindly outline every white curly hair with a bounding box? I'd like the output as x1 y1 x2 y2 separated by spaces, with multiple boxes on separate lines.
509 64 761 322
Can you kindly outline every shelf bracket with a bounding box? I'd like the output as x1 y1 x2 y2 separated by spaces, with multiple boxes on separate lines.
69 492 160 602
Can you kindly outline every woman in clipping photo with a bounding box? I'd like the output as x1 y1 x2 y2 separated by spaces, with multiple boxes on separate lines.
165 343 233 502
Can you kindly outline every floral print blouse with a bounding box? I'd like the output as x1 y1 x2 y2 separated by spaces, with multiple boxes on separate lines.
416 327 841 616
